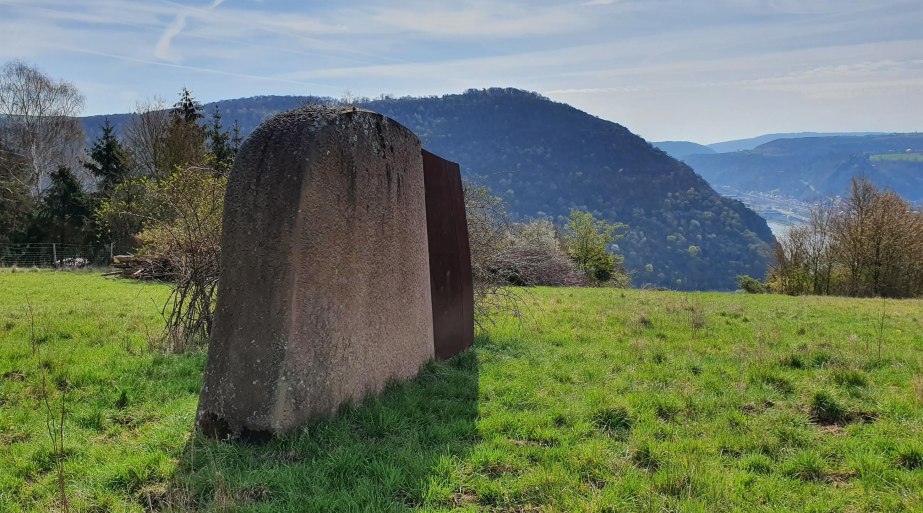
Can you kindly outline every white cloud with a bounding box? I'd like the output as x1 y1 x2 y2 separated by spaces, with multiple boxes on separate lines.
1 0 920 140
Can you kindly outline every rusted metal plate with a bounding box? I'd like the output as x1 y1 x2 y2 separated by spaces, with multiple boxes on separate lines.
422 149 474 360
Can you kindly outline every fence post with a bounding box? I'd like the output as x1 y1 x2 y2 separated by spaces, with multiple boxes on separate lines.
110 243 114 262
52 243 57 268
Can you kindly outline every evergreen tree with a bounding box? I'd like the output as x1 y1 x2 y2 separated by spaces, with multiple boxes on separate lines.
231 120 243 154
158 87 207 174
33 166 92 244
172 87 204 124
206 105 234 175
84 119 131 195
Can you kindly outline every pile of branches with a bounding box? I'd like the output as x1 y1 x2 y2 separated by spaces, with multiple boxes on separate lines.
110 254 171 280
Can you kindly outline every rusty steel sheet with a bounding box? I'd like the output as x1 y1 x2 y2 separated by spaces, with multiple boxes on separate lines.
422 149 474 360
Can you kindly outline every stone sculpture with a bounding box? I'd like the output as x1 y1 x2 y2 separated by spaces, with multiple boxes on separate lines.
422 150 474 360
197 106 436 438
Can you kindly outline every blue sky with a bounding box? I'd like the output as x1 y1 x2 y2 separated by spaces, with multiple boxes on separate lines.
1 0 921 143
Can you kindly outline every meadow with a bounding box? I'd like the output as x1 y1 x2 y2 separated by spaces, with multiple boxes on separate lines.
1 271 922 512
869 152 923 162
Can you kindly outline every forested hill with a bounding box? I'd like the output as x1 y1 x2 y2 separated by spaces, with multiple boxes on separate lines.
706 131 885 153
685 133 923 203
365 89 774 289
83 89 775 290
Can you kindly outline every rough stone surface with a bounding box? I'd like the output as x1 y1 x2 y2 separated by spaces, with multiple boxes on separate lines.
196 106 434 437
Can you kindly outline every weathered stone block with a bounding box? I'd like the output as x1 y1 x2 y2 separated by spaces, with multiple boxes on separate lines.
197 106 434 438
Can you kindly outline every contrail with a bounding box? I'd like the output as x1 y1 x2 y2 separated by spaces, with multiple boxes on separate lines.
67 46 336 90
154 13 187 60
155 0 226 61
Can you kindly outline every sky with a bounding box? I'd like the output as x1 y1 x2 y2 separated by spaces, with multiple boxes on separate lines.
0 0 921 143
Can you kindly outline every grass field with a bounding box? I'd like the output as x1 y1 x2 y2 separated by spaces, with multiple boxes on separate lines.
1 271 922 512
870 152 923 162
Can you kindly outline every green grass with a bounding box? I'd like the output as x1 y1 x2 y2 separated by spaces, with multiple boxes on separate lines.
2 271 923 512
870 152 923 162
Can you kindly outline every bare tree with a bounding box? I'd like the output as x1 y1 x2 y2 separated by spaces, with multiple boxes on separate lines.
0 144 34 241
771 224 810 295
804 201 835 295
833 177 877 296
123 98 170 178
0 60 85 196
771 178 923 298
123 96 206 179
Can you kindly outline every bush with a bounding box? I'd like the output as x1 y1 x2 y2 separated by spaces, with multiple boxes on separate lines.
738 275 767 294
562 209 629 286
492 245 585 287
463 180 521 326
100 167 225 348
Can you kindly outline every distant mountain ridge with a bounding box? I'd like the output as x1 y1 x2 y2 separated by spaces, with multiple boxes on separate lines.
82 89 775 290
685 133 923 203
706 132 886 153
651 141 715 160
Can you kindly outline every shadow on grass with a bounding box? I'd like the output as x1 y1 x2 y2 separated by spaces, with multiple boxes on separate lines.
160 348 480 512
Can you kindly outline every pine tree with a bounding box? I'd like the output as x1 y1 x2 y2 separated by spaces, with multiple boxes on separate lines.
161 87 206 173
206 105 234 175
34 166 92 244
84 119 131 195
172 87 204 124
231 120 243 154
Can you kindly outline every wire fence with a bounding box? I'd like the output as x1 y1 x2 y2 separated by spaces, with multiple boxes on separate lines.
0 243 119 268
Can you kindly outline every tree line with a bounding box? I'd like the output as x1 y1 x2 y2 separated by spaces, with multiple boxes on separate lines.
767 177 923 298
0 60 239 253
1 60 631 346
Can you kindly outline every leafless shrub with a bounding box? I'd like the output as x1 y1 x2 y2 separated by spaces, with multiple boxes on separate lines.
101 166 225 350
683 296 706 337
492 245 586 287
40 370 68 512
876 297 886 361
28 305 69 511
144 168 223 349
463 180 523 327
